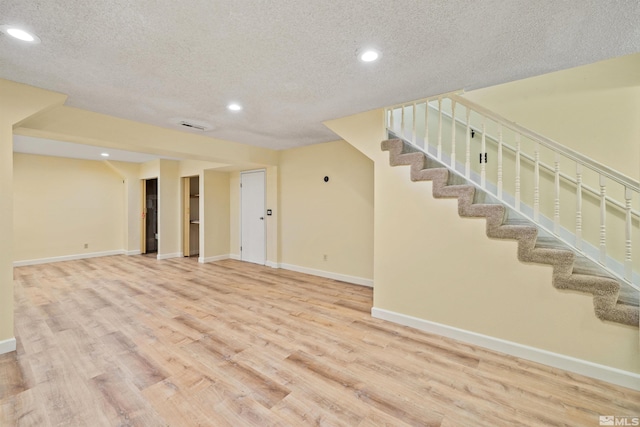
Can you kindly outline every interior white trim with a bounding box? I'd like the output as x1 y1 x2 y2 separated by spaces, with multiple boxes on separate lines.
240 169 267 265
280 263 373 287
371 307 640 391
229 254 241 260
198 254 230 264
265 261 279 269
0 338 17 355
157 252 182 260
126 250 142 256
13 250 125 267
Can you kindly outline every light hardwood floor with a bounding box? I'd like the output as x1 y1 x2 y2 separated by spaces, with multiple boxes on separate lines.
1 256 639 426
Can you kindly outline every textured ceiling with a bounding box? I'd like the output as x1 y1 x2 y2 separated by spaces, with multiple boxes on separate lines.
1 1 639 151
13 135 179 163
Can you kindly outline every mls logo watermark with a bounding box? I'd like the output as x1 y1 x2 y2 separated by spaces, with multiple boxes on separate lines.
600 415 640 426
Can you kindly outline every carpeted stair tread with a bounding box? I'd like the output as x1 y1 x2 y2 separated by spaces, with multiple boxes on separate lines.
572 256 638 307
496 217 538 240
381 137 639 327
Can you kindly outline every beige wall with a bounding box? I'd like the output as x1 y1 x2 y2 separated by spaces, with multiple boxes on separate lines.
179 160 227 178
12 154 233 265
229 172 240 258
106 161 141 254
201 170 230 259
158 160 181 257
0 80 67 345
279 140 374 280
140 159 160 180
325 108 639 373
13 154 125 261
0 79 67 126
0 125 14 343
266 166 279 266
463 53 640 181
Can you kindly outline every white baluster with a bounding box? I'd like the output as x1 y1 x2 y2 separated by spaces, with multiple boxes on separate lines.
481 119 486 189
450 100 456 168
401 105 406 140
497 124 503 199
465 107 471 179
437 98 443 160
412 102 417 143
534 142 540 222
575 163 583 250
553 152 560 235
624 187 633 281
599 175 607 265
424 101 429 148
515 134 521 211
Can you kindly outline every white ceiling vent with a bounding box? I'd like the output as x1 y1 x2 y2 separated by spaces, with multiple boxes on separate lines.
172 118 213 132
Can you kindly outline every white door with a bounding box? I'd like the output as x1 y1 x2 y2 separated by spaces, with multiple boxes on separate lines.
241 170 266 264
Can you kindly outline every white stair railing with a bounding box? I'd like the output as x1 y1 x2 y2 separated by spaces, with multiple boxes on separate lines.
386 93 640 289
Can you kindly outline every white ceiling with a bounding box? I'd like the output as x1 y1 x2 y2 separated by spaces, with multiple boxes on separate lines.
13 135 177 163
1 1 639 152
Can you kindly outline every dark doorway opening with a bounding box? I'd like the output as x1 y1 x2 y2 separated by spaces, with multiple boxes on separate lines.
145 178 158 254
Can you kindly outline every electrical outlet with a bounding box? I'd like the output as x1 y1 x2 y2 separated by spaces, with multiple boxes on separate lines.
84 243 88 249
323 254 328 261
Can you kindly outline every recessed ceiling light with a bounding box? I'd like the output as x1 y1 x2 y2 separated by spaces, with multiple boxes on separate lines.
358 48 380 63
0 25 41 44
101 153 110 157
227 103 242 111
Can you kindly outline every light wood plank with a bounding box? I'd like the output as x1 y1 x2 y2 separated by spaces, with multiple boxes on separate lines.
4 256 639 426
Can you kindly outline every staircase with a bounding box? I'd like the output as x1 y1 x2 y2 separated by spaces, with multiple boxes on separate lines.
382 137 639 327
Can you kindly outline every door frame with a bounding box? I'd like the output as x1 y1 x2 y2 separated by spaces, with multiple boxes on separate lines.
182 175 200 257
140 179 147 254
141 177 159 255
240 169 266 264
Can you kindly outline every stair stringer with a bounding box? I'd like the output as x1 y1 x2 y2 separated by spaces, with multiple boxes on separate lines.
382 138 639 327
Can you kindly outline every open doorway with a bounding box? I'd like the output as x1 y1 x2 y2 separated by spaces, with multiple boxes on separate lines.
182 175 200 257
141 178 158 254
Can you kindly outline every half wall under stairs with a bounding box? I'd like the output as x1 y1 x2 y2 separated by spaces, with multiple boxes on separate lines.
382 138 639 327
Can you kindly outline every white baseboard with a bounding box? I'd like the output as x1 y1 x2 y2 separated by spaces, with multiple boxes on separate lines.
227 255 277 268
371 307 640 391
126 250 141 256
280 263 373 287
0 338 16 355
157 252 182 260
198 254 230 263
13 250 125 267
